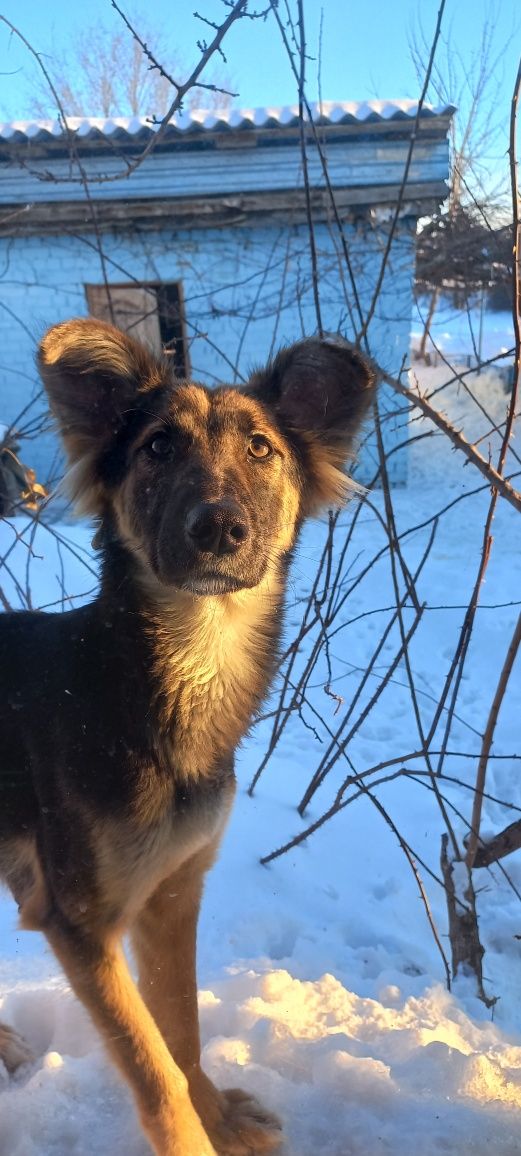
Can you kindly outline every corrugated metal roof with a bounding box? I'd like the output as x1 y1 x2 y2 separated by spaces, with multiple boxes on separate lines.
0 100 454 145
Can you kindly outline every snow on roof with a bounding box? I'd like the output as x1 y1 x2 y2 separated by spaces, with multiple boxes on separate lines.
0 100 454 145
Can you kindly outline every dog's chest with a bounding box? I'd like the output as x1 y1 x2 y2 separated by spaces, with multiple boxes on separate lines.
153 606 269 777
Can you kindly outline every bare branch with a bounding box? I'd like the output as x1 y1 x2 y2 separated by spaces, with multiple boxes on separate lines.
466 613 521 868
474 818 521 869
357 0 447 343
381 367 521 513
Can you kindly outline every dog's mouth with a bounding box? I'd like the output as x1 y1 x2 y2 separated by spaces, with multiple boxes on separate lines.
150 527 270 597
177 573 249 597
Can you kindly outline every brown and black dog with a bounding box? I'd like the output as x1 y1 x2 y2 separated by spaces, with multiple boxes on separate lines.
0 320 375 1155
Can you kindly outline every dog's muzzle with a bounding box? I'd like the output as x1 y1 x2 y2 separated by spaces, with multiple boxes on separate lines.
184 500 250 557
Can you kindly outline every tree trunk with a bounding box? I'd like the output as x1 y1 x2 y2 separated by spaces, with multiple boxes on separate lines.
417 287 439 364
440 835 495 1006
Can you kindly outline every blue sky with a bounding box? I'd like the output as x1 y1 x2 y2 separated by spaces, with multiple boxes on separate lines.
0 0 518 171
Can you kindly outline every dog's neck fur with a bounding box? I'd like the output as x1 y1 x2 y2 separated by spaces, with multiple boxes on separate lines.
98 538 287 780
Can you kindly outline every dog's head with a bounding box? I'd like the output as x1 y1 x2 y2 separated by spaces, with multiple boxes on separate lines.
39 320 375 596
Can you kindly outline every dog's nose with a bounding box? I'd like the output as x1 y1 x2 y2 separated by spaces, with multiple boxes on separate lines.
185 501 250 555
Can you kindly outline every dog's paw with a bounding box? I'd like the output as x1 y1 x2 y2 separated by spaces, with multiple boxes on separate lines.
190 1069 283 1155
0 1023 34 1072
212 1088 283 1155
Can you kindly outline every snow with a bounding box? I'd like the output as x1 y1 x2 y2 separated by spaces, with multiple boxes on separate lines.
411 295 515 365
0 309 520 1155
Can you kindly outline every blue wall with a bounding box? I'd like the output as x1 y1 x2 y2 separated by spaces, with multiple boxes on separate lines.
0 217 414 492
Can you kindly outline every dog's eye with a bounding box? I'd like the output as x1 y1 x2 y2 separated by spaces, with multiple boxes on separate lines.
248 435 272 459
147 433 172 458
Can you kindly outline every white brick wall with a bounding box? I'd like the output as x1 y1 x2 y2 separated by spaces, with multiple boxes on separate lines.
0 219 414 490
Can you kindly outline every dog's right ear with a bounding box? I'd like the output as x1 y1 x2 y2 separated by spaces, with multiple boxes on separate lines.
38 318 162 512
38 318 161 458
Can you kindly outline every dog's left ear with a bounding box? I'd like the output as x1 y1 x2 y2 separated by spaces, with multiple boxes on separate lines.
249 337 376 513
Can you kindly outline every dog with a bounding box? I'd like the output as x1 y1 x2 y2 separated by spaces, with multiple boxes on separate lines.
0 320 375 1155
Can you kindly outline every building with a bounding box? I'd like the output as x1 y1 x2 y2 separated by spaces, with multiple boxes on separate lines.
0 101 452 489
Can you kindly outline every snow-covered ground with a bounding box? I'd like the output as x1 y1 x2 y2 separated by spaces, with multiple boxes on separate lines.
0 309 520 1155
411 295 514 366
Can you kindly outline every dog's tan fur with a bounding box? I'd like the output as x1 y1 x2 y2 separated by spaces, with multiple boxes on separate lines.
0 319 375 1154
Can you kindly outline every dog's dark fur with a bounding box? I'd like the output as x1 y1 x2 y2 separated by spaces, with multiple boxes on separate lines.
0 320 375 1155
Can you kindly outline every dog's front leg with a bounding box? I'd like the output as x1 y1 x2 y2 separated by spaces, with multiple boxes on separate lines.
131 842 282 1155
45 913 217 1156
131 840 217 1078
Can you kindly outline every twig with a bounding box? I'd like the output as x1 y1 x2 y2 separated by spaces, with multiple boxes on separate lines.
474 817 521 869
357 0 447 343
0 3 249 185
466 613 521 868
381 367 521 513
296 0 323 335
508 59 521 414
